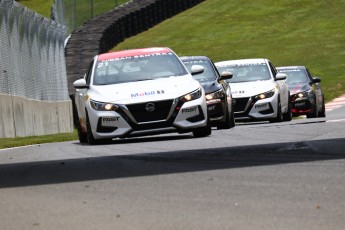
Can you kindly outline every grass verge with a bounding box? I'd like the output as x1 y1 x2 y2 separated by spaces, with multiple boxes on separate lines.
0 129 78 149
112 0 345 103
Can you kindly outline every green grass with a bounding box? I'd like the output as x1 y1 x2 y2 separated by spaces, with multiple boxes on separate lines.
112 0 345 102
17 0 54 18
17 0 128 32
0 129 78 149
61 0 128 32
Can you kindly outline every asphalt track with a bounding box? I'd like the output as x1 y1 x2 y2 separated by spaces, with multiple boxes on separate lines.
0 101 344 230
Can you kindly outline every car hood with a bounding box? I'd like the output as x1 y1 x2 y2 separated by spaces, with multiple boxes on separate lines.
288 83 311 95
200 81 222 94
88 75 201 104
230 80 276 98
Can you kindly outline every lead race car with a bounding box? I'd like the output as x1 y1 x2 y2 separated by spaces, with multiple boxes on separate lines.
73 47 211 144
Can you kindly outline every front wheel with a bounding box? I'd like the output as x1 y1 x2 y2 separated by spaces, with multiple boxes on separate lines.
270 98 283 123
217 107 232 129
77 120 88 143
283 99 292 121
193 117 212 138
86 113 97 145
307 98 318 118
318 95 326 117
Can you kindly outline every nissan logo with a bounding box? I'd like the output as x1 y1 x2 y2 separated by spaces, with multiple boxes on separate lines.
145 102 155 112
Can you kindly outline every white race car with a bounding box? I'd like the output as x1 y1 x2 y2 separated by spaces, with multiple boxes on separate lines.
215 58 292 122
73 47 211 144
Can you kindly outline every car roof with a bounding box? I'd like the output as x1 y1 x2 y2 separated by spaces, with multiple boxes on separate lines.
276 66 306 70
215 58 268 66
180 56 210 61
97 47 173 61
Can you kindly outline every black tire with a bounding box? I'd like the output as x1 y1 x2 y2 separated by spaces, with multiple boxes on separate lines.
270 98 283 123
217 107 232 130
318 95 326 117
193 117 212 138
77 119 88 143
283 99 292 121
86 117 96 145
307 97 318 118
229 109 236 128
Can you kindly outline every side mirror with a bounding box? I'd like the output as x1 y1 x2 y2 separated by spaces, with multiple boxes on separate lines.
312 77 321 83
190 65 204 75
73 79 88 89
218 71 233 82
275 73 287 81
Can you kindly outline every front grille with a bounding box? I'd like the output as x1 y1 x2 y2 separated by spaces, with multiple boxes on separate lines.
96 119 118 133
126 100 174 123
233 97 250 112
208 103 224 118
186 106 205 122
259 104 274 114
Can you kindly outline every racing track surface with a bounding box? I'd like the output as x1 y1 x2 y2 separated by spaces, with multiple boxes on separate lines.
0 105 344 230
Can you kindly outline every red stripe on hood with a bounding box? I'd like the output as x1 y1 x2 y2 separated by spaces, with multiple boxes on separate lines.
292 84 302 94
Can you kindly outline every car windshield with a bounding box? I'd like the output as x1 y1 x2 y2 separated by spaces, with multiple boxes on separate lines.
217 63 271 83
182 59 217 82
93 52 188 85
278 69 309 85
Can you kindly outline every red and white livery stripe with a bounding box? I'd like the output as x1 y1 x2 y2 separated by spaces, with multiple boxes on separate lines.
97 47 172 61
325 94 345 111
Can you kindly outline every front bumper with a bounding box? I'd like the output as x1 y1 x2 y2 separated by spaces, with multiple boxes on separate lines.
86 96 208 139
291 94 315 115
232 93 279 121
207 99 226 122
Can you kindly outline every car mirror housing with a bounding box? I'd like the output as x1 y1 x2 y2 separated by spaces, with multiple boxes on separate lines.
73 79 89 89
312 77 321 83
190 65 204 75
275 73 287 81
218 71 233 82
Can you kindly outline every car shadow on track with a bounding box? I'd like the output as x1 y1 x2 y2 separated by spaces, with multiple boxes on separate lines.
76 133 195 145
0 137 344 188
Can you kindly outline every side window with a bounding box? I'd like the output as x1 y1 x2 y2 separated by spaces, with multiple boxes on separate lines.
85 60 94 85
268 62 277 78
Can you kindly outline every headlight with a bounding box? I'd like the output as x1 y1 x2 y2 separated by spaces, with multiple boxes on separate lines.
296 91 310 98
181 88 202 102
90 100 118 111
206 89 224 101
255 89 275 100
292 90 313 101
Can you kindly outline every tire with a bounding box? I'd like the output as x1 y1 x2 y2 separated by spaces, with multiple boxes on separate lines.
86 114 97 145
230 108 236 128
283 99 292 121
318 95 326 117
193 117 212 138
307 97 318 118
229 109 236 128
270 98 283 123
217 107 232 130
77 119 88 143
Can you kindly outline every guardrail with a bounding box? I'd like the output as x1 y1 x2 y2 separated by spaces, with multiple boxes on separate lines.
0 0 73 138
51 0 129 34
